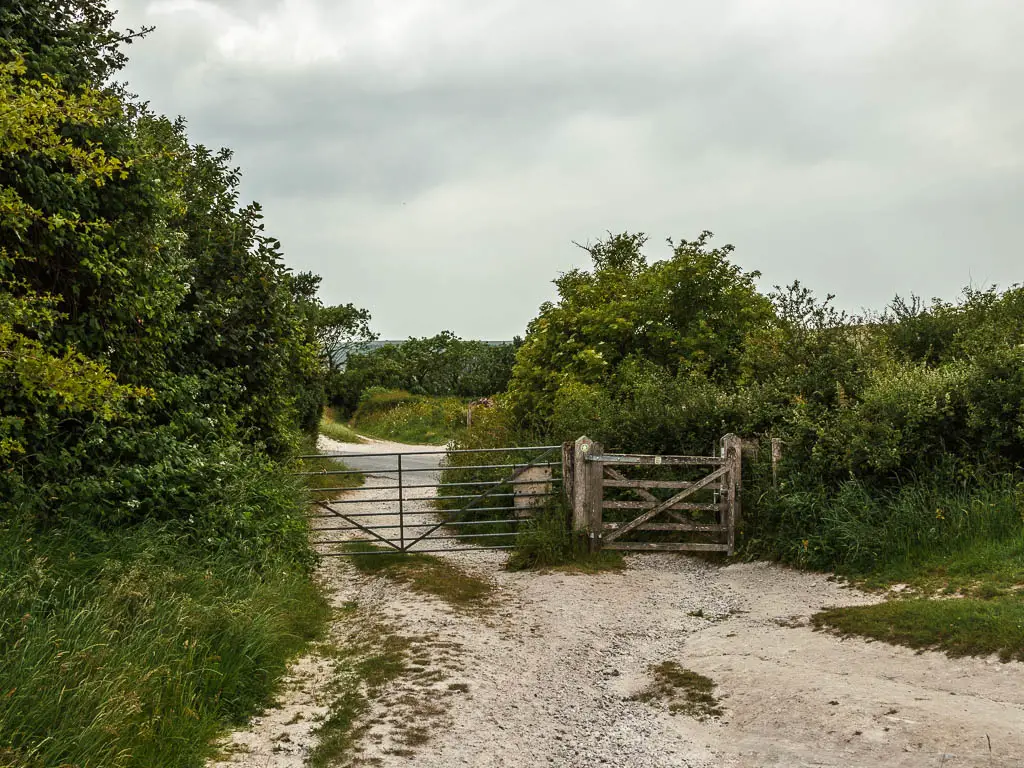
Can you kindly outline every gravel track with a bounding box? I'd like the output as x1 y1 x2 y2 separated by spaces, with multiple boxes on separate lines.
211 438 1024 768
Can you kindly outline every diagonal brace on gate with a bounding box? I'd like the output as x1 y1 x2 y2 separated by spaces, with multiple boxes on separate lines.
314 500 403 550
603 466 695 525
602 465 729 543
402 446 558 551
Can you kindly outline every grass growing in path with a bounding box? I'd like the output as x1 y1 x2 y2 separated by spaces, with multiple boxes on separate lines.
813 596 1024 662
343 545 493 609
307 604 412 768
320 409 364 444
629 662 723 720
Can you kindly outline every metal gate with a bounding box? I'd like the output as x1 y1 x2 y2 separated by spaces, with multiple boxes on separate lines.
298 445 564 556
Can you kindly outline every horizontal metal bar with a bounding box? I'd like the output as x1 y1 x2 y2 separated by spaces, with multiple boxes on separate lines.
320 546 516 556
403 461 562 473
313 493 521 505
353 477 563 492
309 505 520 519
314 531 517 546
589 454 725 466
294 468 368 477
420 491 555 502
421 531 518 540
421 505 518 514
312 518 525 533
298 445 560 460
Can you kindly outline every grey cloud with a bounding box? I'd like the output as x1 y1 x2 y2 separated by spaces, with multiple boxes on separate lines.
108 0 1024 338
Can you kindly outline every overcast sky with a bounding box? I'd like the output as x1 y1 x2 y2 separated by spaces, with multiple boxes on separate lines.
109 0 1023 339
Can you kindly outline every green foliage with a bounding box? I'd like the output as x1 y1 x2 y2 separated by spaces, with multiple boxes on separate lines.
1 3 341 526
0 519 328 768
507 231 772 430
350 389 468 445
507 500 624 572
746 467 1024 573
330 332 520 414
502 228 1024 578
0 6 358 766
317 302 376 373
319 410 364 443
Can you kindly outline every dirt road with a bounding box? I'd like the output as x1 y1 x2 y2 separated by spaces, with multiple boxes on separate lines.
212 441 1024 768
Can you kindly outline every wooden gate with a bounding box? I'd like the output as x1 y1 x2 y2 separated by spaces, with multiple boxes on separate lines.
565 435 742 555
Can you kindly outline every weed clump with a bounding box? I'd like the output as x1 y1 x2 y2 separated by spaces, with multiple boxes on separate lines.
507 501 624 573
343 545 493 609
629 662 724 720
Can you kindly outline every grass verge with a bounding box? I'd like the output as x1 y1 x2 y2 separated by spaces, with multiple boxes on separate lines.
0 520 328 768
342 544 493 610
297 437 365 496
813 596 1024 662
629 662 723 720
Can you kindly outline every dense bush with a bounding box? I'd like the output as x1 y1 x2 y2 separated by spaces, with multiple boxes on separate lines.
502 230 1024 571
1 1 332 527
0 4 346 764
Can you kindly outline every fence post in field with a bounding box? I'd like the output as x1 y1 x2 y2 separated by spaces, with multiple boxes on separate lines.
720 433 743 555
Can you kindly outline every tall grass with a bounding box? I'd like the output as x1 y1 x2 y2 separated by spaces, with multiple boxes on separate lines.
350 390 467 444
507 501 623 572
319 408 364 444
0 519 327 768
746 464 1024 576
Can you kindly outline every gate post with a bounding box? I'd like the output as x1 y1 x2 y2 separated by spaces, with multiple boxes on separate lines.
561 441 575 510
571 436 603 550
720 433 742 555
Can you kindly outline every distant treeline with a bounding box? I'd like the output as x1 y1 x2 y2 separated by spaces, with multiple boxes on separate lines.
328 331 521 414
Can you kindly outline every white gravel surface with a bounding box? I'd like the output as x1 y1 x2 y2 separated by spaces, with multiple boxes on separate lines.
210 437 1024 768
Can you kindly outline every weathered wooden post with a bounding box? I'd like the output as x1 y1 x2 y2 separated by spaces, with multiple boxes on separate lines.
720 433 742 555
561 441 575 509
771 437 783 487
571 436 603 551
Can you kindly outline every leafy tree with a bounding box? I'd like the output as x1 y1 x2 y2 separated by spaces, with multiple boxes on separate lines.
1 1 329 521
507 231 773 429
317 302 376 373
